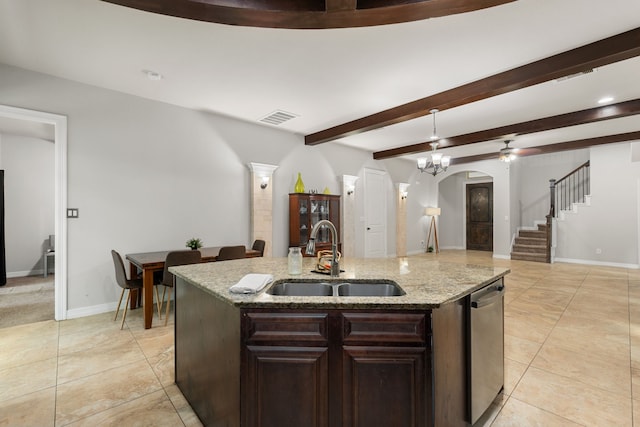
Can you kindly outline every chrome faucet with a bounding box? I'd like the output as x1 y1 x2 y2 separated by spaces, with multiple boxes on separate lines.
305 219 340 277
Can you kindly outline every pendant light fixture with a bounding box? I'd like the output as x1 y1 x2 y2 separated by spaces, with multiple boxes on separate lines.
417 109 451 176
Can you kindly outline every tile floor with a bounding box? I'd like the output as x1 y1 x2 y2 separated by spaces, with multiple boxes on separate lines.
1 250 639 426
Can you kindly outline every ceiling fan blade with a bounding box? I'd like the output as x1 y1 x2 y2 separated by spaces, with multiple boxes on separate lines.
514 147 542 156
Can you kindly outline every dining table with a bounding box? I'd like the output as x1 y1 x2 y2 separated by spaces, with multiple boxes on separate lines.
126 246 261 329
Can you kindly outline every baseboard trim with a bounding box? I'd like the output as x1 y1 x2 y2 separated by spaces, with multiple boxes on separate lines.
66 301 118 319
7 270 43 278
554 257 639 270
493 254 511 260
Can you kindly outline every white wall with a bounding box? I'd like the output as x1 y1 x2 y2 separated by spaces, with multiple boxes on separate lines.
437 172 466 249
0 133 54 276
555 143 640 266
0 63 410 313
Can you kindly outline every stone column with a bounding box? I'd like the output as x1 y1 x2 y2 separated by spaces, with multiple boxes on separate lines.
396 183 410 257
247 163 278 257
340 175 359 258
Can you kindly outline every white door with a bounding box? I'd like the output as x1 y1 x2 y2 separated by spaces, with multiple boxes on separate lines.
364 168 387 258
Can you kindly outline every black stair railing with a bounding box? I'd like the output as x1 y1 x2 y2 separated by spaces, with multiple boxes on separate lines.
546 160 591 263
549 160 590 218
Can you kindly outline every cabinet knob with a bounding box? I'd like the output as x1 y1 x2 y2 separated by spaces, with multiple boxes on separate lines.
367 227 371 230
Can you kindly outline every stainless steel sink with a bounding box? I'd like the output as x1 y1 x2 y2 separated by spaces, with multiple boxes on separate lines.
337 282 405 296
266 280 405 297
267 282 333 296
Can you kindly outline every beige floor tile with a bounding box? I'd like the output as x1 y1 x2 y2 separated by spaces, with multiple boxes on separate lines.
0 386 56 427
59 311 124 336
0 357 57 403
492 396 583 427
55 359 162 426
58 324 135 356
504 358 528 396
532 343 631 398
0 321 59 371
164 384 204 427
504 310 556 344
132 324 174 359
553 311 630 346
64 389 183 427
57 334 146 384
504 334 541 365
512 366 632 426
632 368 640 400
546 323 630 367
148 348 175 387
508 288 573 317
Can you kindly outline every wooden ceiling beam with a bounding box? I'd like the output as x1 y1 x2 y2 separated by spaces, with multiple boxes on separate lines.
373 98 640 159
305 27 640 146
101 0 514 28
448 131 640 166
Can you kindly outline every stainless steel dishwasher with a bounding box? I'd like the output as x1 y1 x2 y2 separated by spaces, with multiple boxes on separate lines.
469 279 505 425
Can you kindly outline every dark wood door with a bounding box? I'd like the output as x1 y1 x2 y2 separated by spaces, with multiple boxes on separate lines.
466 182 493 251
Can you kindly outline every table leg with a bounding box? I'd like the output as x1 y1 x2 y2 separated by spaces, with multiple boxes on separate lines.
129 264 140 309
143 269 154 329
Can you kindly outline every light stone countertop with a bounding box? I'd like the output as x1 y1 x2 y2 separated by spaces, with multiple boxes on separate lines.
170 256 510 309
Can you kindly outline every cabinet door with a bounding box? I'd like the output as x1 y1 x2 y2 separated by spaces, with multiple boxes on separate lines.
342 346 428 427
243 346 329 427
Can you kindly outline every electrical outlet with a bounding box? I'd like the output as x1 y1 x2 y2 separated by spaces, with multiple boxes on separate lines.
420 240 425 248
595 248 602 254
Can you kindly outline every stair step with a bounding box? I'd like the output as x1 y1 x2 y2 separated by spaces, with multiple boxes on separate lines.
512 244 547 254
510 252 548 263
515 237 546 246
536 224 548 232
518 230 546 238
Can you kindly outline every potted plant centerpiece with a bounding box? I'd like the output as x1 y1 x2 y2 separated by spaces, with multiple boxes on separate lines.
186 238 203 250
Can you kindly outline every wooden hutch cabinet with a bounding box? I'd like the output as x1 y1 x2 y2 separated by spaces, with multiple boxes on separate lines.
289 193 341 256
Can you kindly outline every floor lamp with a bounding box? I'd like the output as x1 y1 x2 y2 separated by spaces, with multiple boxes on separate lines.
425 207 441 253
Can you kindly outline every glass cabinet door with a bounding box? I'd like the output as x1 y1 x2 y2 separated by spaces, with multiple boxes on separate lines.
310 199 331 243
299 199 309 245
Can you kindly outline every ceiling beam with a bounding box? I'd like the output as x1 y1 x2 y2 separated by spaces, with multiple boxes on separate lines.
447 131 640 166
373 98 640 159
305 27 640 146
101 0 514 29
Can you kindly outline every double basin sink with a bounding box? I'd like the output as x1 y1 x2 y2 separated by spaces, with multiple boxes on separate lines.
266 280 405 297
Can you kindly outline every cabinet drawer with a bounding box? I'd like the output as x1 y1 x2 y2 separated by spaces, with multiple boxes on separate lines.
342 312 428 344
244 312 329 345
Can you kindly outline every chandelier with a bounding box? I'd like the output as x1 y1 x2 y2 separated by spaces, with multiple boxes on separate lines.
416 109 451 176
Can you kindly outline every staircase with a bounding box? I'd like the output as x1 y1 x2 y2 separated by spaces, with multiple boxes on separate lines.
511 223 549 263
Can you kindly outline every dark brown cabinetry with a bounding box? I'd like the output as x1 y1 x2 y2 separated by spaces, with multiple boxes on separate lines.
289 193 341 256
176 278 468 427
237 308 464 427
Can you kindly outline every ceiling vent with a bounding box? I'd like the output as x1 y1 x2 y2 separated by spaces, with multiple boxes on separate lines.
259 110 298 126
554 68 596 83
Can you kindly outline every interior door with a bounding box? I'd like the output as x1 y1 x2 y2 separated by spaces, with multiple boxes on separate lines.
466 182 493 251
364 168 387 258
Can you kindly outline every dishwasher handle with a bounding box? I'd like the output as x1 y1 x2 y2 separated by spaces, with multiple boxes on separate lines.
471 285 505 309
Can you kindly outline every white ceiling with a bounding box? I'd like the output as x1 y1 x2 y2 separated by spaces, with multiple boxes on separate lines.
1 0 639 162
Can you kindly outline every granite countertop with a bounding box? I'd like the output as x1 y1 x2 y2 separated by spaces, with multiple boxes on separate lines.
170 256 510 309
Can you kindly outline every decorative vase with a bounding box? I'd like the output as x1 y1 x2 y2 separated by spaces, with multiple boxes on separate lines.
294 172 305 193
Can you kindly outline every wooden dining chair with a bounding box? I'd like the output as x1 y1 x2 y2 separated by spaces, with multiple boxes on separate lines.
251 239 266 257
111 250 143 330
156 250 201 326
217 245 246 261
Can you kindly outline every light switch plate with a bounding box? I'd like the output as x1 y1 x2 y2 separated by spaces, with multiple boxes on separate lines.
67 208 79 218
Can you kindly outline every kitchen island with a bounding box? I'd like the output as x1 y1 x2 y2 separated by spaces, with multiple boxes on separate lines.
171 256 509 427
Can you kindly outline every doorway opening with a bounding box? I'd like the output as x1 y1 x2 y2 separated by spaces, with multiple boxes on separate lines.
0 105 67 321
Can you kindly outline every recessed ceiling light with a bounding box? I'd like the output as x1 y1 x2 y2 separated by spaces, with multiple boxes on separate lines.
142 69 163 81
598 96 614 104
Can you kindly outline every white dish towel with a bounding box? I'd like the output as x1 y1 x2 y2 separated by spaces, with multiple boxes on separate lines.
229 274 274 294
